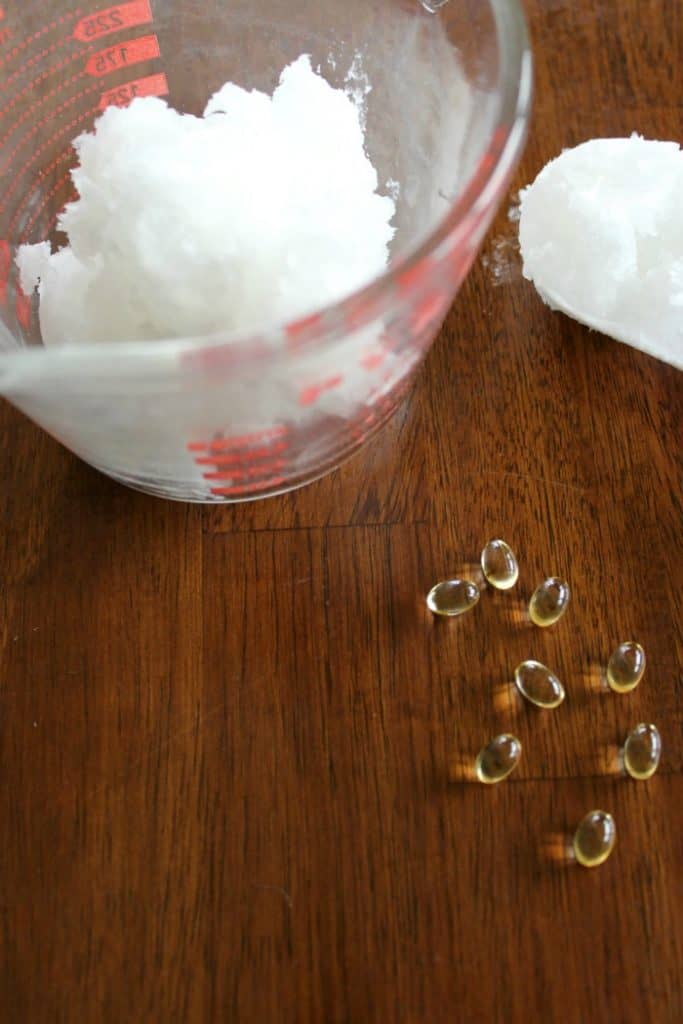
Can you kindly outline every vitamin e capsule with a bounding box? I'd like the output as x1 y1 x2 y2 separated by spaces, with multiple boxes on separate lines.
475 734 522 784
514 659 565 709
623 723 661 780
426 579 480 617
607 641 645 693
480 539 519 590
529 577 570 627
573 810 616 867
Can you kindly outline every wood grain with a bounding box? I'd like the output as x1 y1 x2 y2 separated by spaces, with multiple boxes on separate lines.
0 1 681 1021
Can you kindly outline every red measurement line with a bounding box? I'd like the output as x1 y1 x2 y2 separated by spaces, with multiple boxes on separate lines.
0 37 80 93
203 462 286 482
298 374 344 407
0 49 93 120
210 478 286 497
20 171 73 241
0 81 100 175
187 427 288 452
0 239 10 304
7 149 72 237
359 349 387 371
285 311 325 345
0 9 82 67
45 187 77 237
193 444 288 466
0 68 90 148
6 69 166 231
16 288 31 329
0 102 98 215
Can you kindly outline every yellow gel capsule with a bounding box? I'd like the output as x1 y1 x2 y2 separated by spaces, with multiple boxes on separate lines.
514 659 565 709
623 723 661 780
607 641 646 693
475 734 522 784
529 577 570 627
573 810 616 867
480 539 519 590
426 579 480 617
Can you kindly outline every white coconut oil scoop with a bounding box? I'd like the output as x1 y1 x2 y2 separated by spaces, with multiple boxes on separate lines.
519 135 683 370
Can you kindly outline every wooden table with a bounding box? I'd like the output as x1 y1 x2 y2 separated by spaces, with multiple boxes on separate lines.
1 1 681 1020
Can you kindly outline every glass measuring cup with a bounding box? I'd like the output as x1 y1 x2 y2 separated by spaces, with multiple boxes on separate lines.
0 0 531 502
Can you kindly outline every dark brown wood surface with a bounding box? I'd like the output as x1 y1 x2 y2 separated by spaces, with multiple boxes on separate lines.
1 1 682 1020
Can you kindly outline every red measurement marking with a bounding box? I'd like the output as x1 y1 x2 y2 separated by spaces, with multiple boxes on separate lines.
360 350 386 371
194 444 288 466
187 427 288 452
188 426 291 495
21 171 73 241
210 478 286 497
410 290 446 338
99 71 168 109
0 9 6 22
0 81 100 184
84 33 159 77
397 258 436 298
0 68 91 150
0 50 93 121
8 148 73 237
0 102 98 215
0 239 10 304
203 462 286 482
16 289 31 329
285 311 325 348
46 194 74 236
0 37 80 93
73 0 152 43
298 374 344 407
0 10 82 67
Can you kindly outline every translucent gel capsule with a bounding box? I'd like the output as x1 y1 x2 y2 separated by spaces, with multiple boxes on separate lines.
480 539 519 590
514 659 565 709
623 723 661 780
475 734 522 784
426 579 480 617
573 810 616 867
607 641 646 693
529 577 570 627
